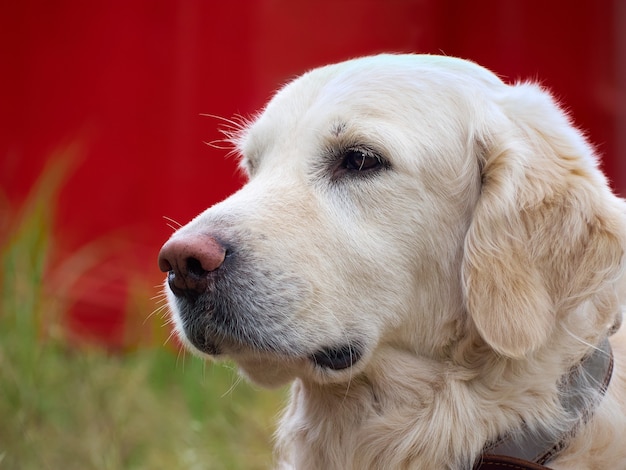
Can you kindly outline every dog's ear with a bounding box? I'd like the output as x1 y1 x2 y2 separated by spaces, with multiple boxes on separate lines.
462 83 626 358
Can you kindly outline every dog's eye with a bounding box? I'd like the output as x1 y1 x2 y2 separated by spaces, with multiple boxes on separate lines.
342 148 383 172
328 146 389 181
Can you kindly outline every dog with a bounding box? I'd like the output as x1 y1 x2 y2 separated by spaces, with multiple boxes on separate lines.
158 54 626 469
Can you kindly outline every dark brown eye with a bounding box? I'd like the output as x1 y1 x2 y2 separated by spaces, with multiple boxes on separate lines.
343 148 382 172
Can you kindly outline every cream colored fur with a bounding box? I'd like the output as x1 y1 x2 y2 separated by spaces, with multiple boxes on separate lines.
164 54 626 469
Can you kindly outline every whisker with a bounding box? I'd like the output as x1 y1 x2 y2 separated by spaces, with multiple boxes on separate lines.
150 292 168 301
203 139 235 151
162 216 183 232
161 317 175 328
221 372 244 398
175 343 187 370
144 304 169 324
199 112 253 151
163 215 182 227
199 112 248 130
163 329 175 346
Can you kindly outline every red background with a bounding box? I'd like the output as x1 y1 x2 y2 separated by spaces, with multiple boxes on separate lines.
1 1 624 348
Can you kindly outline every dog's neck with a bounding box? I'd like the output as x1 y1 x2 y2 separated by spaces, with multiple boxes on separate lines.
479 337 613 467
275 339 614 470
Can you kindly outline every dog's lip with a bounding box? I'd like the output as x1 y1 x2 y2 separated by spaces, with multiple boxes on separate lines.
310 344 363 370
176 304 364 370
183 329 222 356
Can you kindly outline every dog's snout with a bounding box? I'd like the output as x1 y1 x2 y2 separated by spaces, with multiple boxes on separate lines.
158 234 226 296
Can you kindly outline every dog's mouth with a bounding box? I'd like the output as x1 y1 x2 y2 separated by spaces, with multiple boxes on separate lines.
173 294 365 372
191 336 363 372
310 344 363 370
179 310 363 371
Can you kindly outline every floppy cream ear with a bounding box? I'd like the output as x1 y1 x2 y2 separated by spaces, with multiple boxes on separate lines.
462 82 626 358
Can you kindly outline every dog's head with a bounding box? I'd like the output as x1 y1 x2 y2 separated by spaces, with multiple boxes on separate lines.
159 54 626 387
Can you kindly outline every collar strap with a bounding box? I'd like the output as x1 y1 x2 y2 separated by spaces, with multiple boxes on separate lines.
474 455 553 470
476 337 614 469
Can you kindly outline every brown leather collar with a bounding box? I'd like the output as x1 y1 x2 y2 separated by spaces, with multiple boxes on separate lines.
474 454 555 469
474 337 614 470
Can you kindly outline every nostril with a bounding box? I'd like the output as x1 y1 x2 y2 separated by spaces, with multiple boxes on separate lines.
158 257 173 273
186 257 208 277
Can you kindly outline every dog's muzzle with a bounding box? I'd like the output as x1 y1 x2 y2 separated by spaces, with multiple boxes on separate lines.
158 231 364 372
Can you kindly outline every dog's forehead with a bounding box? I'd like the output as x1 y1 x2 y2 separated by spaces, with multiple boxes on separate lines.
276 54 501 105
239 54 502 163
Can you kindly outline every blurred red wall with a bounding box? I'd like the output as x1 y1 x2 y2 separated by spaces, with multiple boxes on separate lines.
1 1 624 348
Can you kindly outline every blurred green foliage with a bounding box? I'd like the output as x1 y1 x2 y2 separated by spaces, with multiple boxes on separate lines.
0 149 285 469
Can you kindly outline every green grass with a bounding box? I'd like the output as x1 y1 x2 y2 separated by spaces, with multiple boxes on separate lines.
0 342 285 469
0 149 285 469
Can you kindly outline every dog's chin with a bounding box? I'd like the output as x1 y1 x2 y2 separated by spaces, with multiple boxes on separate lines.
235 350 367 387
235 355 309 388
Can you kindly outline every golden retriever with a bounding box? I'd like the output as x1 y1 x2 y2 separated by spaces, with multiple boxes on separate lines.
158 54 626 469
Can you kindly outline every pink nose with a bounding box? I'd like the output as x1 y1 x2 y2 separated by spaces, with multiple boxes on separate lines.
158 234 226 296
